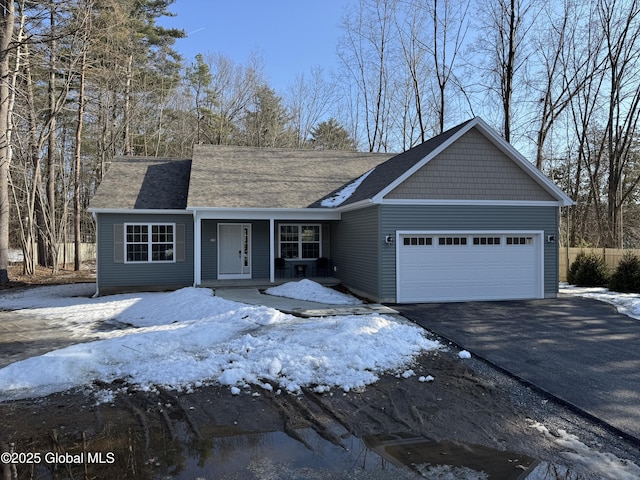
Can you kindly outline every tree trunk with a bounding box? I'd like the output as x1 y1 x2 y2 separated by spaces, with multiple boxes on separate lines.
503 0 517 143
22 41 48 273
0 0 15 284
74 39 87 271
47 0 58 272
123 53 132 155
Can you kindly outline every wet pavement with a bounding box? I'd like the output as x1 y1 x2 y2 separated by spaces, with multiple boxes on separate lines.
395 294 640 447
0 311 98 368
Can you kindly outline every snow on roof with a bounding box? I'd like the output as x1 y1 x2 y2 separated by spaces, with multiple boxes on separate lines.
320 168 375 207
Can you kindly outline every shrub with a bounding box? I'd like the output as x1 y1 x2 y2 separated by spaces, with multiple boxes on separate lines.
609 253 640 293
567 252 608 287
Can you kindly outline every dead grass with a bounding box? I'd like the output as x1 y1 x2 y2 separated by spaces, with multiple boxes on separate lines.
2 263 96 290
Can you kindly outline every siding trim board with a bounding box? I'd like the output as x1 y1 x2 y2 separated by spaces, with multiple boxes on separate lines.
381 199 563 207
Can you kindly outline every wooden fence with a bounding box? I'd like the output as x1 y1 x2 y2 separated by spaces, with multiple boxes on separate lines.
558 247 640 281
10 243 96 266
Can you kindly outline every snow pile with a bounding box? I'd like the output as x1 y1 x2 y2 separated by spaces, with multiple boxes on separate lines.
265 279 362 305
560 283 640 320
320 168 374 207
530 421 640 479
0 284 260 334
0 285 440 401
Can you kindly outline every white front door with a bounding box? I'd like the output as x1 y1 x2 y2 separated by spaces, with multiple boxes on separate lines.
218 223 251 279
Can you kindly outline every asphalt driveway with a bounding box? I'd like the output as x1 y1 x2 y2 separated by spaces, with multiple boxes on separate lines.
395 295 640 445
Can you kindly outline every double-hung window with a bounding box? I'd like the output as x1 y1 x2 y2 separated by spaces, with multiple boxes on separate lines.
125 223 175 262
279 224 321 259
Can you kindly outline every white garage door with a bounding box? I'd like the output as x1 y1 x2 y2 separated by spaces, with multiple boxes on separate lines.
397 232 543 303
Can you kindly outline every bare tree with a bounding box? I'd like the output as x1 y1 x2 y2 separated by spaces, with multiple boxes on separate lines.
424 0 470 134
395 3 431 146
46 0 57 269
565 3 608 246
0 0 14 284
600 0 640 247
188 51 265 146
73 0 90 271
530 0 602 170
475 0 537 142
285 66 336 148
338 0 397 152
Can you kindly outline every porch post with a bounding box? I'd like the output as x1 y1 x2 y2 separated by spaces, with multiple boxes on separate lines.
194 211 201 286
269 217 275 283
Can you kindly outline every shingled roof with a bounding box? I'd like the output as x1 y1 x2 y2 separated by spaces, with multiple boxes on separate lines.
187 145 393 209
90 118 572 213
89 157 191 210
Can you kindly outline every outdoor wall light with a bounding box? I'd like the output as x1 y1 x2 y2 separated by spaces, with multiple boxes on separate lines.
385 235 394 245
547 235 556 243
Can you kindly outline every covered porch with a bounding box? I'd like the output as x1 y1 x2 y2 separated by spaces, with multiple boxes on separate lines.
191 208 341 286
199 276 341 289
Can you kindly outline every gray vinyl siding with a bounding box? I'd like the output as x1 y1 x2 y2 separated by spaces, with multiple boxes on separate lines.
96 212 194 294
331 206 381 300
378 204 559 301
385 127 555 202
200 220 217 281
200 220 270 281
253 221 270 278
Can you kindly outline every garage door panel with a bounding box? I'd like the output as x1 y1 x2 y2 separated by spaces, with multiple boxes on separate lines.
397 233 542 302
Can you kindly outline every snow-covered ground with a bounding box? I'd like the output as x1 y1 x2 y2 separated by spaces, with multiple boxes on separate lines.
0 281 439 401
2 281 640 477
560 282 640 320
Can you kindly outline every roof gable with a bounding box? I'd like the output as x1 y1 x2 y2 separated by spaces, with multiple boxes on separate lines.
321 117 572 208
313 119 473 208
384 126 556 202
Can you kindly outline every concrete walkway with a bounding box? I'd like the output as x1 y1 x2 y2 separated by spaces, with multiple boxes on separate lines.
395 295 640 446
213 287 398 317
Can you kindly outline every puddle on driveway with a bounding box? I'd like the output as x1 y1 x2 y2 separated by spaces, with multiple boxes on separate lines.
164 428 586 480
0 404 585 480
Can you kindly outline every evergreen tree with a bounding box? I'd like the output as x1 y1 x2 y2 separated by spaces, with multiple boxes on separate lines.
186 53 216 144
310 118 356 150
242 85 293 147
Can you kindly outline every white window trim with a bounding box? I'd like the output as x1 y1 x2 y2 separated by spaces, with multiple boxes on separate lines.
124 222 176 264
278 224 322 260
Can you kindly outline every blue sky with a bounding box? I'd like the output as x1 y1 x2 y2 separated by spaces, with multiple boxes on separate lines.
159 0 355 92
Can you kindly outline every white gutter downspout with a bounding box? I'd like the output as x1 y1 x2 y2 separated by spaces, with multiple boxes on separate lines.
91 211 99 298
269 217 275 283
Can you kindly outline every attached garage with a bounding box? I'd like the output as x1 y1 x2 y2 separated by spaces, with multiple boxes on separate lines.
396 231 543 303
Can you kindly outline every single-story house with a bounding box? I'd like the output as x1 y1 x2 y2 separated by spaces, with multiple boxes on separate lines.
88 117 573 302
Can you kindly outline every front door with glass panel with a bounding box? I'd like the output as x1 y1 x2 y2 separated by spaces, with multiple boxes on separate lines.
218 224 251 279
